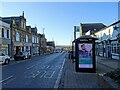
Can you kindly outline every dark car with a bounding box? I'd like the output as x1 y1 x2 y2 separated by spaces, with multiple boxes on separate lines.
14 52 26 61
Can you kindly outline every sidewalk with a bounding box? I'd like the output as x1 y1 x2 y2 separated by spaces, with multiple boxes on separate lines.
58 58 118 89
96 56 120 70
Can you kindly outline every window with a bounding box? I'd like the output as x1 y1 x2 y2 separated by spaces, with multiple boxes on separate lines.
2 28 4 37
37 37 39 43
7 30 9 38
117 43 120 54
0 28 1 38
108 29 110 39
24 22 26 29
111 43 119 54
16 32 20 41
21 21 23 28
32 36 34 43
21 20 26 29
13 30 15 41
34 37 36 43
100 33 102 40
4 29 7 38
26 35 28 42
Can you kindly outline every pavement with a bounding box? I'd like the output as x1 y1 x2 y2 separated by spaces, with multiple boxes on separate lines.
58 55 120 89
96 56 120 70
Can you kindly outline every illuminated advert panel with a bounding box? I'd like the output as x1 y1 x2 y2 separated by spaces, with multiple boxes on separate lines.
78 43 93 68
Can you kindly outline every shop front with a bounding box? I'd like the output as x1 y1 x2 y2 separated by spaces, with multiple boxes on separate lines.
0 38 11 56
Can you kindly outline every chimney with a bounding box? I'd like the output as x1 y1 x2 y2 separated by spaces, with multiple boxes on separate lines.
22 11 24 17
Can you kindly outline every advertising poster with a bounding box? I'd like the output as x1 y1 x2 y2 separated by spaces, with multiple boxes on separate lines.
78 43 93 68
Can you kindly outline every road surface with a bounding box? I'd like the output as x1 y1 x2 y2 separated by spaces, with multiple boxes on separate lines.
1 52 66 88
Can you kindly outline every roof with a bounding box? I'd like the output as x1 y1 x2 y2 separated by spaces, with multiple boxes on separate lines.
2 16 26 26
80 23 106 34
73 35 98 43
38 34 46 38
95 20 120 33
2 17 20 26
31 27 37 33
47 41 55 47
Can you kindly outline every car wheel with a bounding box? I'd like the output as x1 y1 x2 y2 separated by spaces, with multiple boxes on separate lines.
23 57 26 60
29 56 31 59
5 59 9 65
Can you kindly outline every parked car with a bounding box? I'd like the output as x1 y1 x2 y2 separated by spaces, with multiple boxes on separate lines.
22 51 31 59
14 51 31 61
0 52 10 65
14 52 26 61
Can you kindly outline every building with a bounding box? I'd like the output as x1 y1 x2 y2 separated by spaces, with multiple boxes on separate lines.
26 26 32 54
2 12 33 57
118 1 120 43
95 20 120 60
79 23 106 36
0 17 11 56
39 34 47 55
31 27 39 56
47 41 55 54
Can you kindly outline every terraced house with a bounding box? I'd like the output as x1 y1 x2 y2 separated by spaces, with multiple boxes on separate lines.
2 12 47 58
2 12 28 56
95 20 120 60
0 17 11 56
31 27 39 56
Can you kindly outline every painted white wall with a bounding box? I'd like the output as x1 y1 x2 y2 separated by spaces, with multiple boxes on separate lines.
0 20 10 39
95 25 118 42
85 30 90 35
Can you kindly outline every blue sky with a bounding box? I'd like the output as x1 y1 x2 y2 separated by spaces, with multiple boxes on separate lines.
1 2 118 45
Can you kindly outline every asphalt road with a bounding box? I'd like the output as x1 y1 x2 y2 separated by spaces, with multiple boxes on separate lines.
1 52 66 88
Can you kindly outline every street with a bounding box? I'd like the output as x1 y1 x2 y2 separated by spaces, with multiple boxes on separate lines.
1 52 66 88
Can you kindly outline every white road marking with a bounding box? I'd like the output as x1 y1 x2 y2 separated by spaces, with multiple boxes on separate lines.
26 65 35 70
26 63 41 70
3 77 16 85
46 65 50 69
41 65 46 69
24 72 35 78
54 58 65 88
39 71 47 78
0 76 13 83
2 65 8 68
33 71 41 78
49 71 55 78
44 71 55 78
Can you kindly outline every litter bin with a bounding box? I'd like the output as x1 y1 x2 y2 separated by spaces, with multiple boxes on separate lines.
74 35 98 73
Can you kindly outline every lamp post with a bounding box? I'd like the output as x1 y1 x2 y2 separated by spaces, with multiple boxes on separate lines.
74 26 76 40
10 17 14 59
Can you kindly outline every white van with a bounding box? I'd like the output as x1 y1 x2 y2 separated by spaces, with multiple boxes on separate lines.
0 52 10 65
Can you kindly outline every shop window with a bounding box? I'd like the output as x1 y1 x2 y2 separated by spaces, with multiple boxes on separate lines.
0 29 1 38
111 43 119 54
2 28 4 37
117 43 119 54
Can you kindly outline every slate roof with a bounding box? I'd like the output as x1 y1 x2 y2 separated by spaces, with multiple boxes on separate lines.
81 23 106 34
31 27 37 33
47 41 55 47
2 17 20 25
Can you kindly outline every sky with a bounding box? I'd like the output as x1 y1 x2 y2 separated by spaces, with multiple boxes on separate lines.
1 2 118 45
